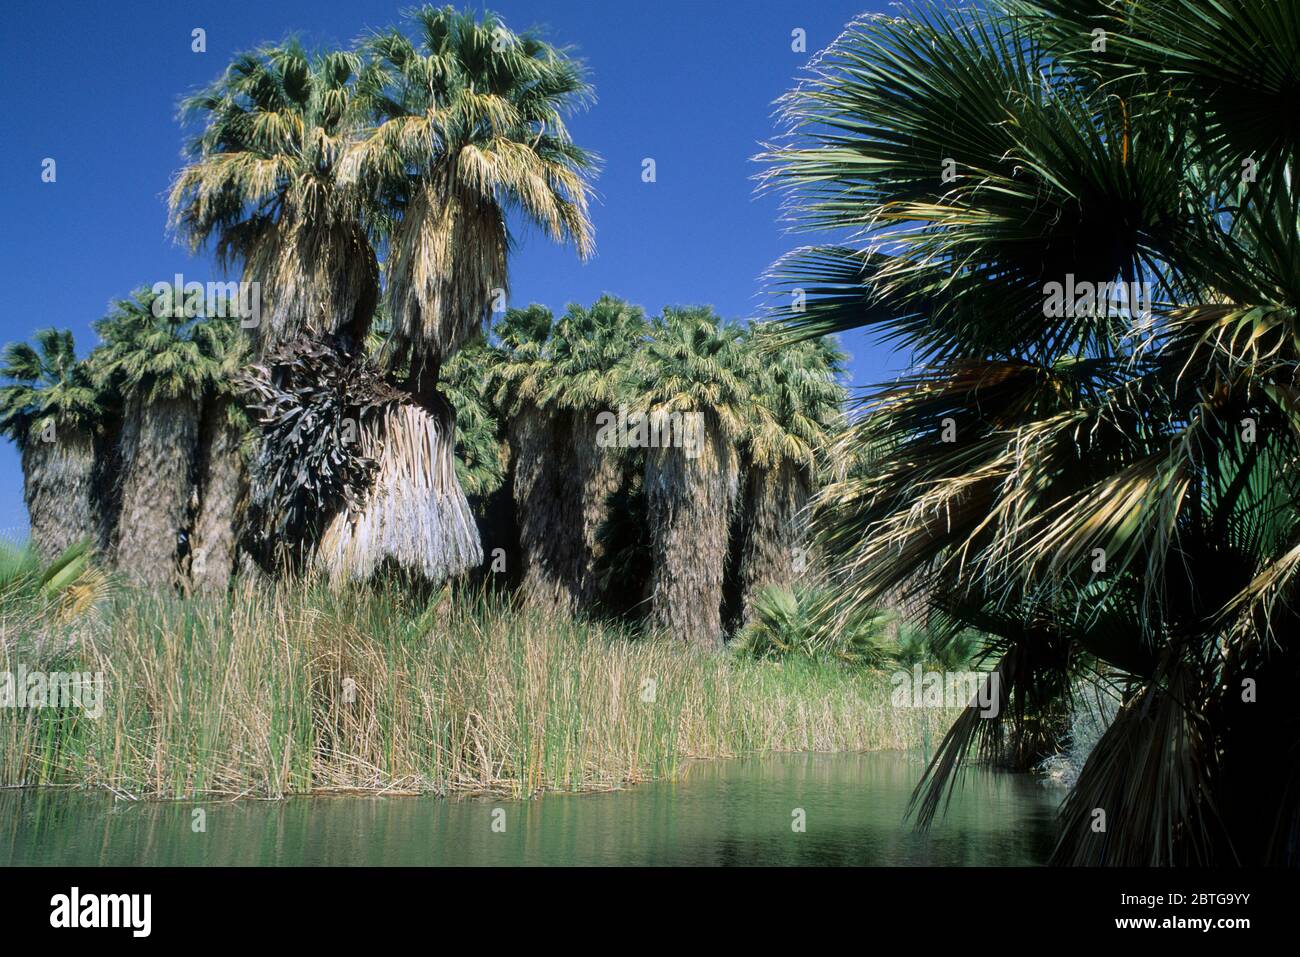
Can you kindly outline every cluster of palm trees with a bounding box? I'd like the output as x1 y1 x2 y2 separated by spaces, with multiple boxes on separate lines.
4 6 589 591
20 0 1287 869
0 292 844 647
0 292 248 589
459 297 845 645
1 5 846 649
764 0 1300 865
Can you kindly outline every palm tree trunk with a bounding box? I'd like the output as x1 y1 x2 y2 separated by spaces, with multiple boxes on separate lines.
190 397 246 592
572 413 621 608
93 413 124 556
507 408 621 611
113 394 202 588
510 406 584 609
645 418 738 647
22 426 96 560
316 398 481 584
739 459 811 623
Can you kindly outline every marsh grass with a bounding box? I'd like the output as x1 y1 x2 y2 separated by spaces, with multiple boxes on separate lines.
1 581 955 800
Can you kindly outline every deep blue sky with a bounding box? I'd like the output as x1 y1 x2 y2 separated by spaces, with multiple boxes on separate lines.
0 0 900 538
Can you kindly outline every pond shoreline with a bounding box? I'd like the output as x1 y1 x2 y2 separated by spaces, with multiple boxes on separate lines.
0 752 1063 867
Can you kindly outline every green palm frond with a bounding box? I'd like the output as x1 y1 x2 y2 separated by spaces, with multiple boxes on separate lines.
0 329 103 444
440 338 506 497
630 307 754 443
764 0 1300 865
345 5 598 367
743 323 846 473
91 288 225 405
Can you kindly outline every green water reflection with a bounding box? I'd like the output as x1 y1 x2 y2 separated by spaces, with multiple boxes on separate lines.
0 751 1061 866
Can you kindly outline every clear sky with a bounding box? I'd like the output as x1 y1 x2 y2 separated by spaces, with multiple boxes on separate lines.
0 0 901 537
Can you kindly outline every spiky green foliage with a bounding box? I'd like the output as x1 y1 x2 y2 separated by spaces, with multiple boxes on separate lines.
744 328 846 474
633 308 753 442
486 303 557 415
0 538 110 627
440 339 506 499
762 0 1300 865
733 584 890 667
0 330 101 446
543 296 648 412
169 42 378 354
345 5 597 378
891 620 984 672
92 289 226 404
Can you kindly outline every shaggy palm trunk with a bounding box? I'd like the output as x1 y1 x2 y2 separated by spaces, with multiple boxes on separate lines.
572 412 621 608
113 394 201 588
316 398 481 585
645 418 738 647
510 407 586 609
190 397 246 592
739 459 811 623
93 414 124 555
21 425 96 560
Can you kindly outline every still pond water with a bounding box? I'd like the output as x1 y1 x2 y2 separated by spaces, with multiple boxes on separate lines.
0 752 1061 866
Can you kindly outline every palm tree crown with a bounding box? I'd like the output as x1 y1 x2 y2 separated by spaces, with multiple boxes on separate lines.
169 41 377 353
762 0 1300 865
743 327 846 475
0 330 101 446
631 307 753 443
344 5 598 378
92 289 225 402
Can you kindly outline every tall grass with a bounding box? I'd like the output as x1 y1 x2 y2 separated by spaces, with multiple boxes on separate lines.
1 581 956 800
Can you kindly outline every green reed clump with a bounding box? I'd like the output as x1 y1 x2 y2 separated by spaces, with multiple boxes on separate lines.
1 580 955 799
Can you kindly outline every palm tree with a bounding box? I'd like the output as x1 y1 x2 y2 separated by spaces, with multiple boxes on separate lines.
344 4 596 395
631 307 753 647
0 330 103 559
169 41 385 579
548 297 648 608
490 298 646 609
737 327 845 622
487 304 574 604
169 41 378 355
486 298 649 609
93 289 220 587
319 5 597 586
762 0 1300 865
